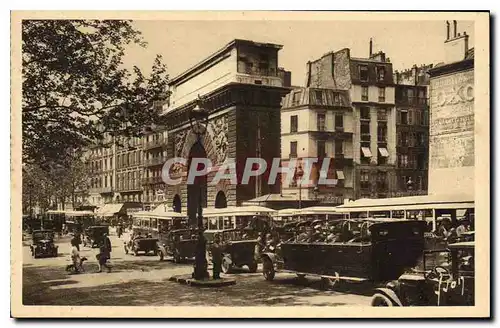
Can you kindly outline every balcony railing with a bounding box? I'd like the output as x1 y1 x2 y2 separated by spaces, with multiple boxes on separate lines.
116 183 142 192
144 157 168 167
142 176 164 185
143 139 167 150
89 187 113 194
397 96 428 107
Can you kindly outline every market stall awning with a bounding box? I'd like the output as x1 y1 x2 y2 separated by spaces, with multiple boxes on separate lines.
96 203 124 217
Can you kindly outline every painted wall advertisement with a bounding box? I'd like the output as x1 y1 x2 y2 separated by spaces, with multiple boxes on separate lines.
429 69 474 169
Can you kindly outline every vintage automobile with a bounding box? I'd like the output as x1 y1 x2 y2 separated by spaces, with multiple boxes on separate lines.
83 225 109 248
371 241 474 306
124 237 159 256
158 228 198 263
261 219 427 284
204 229 259 274
30 229 58 258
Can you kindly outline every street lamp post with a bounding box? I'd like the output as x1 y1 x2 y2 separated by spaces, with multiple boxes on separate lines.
189 95 210 280
296 165 304 209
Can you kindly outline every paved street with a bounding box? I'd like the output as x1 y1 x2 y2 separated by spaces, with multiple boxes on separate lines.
22 229 372 306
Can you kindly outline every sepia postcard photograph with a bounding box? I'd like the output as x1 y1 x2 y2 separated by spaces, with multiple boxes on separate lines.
10 10 490 318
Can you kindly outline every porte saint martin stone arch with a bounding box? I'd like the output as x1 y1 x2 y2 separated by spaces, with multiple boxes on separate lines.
162 39 292 217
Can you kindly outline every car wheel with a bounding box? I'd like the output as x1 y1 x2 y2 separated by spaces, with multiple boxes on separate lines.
221 257 233 274
248 261 258 273
262 258 275 281
371 293 394 307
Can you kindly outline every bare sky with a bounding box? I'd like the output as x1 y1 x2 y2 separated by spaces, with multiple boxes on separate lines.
124 20 474 86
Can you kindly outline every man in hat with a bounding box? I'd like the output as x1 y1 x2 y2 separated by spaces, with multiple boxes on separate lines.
211 233 223 280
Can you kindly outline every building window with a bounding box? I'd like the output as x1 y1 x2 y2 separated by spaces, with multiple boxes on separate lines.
378 87 386 102
360 170 370 189
335 114 343 130
335 140 343 156
360 107 370 120
377 108 387 121
400 132 408 147
378 147 389 165
245 62 254 74
409 132 417 147
376 171 387 188
377 123 387 143
292 91 301 106
361 145 372 164
361 122 370 142
417 175 424 190
315 90 323 105
290 115 298 133
400 110 408 125
408 88 415 105
418 89 427 105
317 140 326 158
361 86 369 101
334 93 340 104
408 109 414 125
377 66 385 81
317 113 326 131
290 141 297 158
417 153 426 170
399 154 409 168
359 65 369 82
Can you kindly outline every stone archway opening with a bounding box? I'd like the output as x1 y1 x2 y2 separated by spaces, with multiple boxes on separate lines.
214 191 227 209
172 194 181 213
187 141 208 226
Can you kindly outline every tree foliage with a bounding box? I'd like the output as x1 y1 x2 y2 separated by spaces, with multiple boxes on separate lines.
22 154 94 212
22 20 169 169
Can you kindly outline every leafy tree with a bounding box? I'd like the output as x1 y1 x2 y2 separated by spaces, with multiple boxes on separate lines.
22 20 169 169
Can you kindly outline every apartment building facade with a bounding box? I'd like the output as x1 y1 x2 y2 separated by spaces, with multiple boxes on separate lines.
305 43 399 200
394 65 432 195
280 87 354 205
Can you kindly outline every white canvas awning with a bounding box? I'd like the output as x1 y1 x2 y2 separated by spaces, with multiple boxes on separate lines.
378 147 389 157
336 170 345 180
97 204 124 217
361 147 372 157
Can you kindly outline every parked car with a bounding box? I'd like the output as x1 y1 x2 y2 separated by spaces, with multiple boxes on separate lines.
371 241 474 306
30 229 58 258
124 237 159 256
261 219 427 284
83 225 109 248
158 228 198 263
204 229 259 274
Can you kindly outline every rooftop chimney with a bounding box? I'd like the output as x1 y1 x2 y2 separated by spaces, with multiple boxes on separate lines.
369 38 373 57
444 20 469 63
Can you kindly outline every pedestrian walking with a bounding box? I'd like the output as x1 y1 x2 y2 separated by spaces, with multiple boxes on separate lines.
74 232 82 251
97 233 112 273
211 233 223 280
